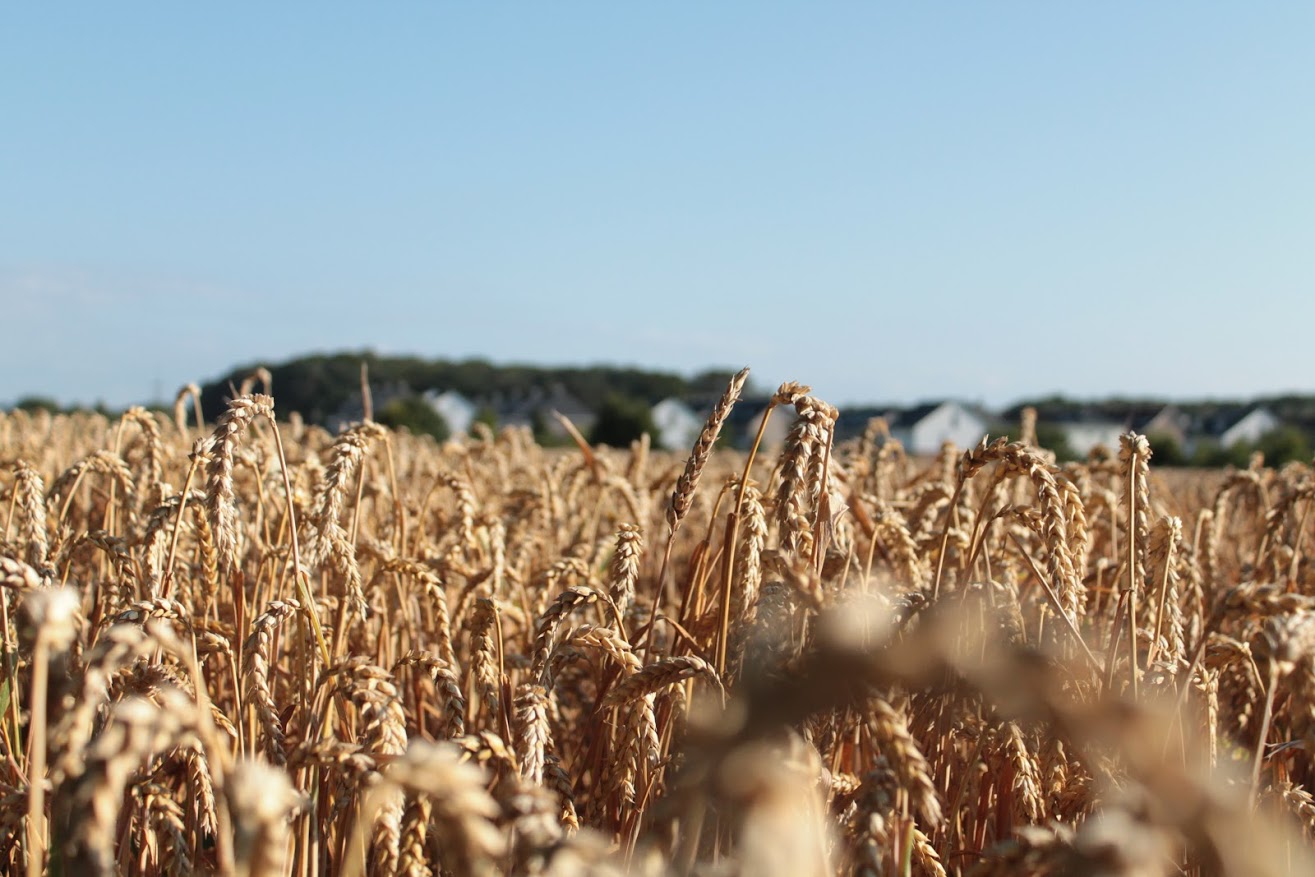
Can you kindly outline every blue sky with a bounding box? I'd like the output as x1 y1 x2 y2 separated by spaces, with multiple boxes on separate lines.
3 4 1313 410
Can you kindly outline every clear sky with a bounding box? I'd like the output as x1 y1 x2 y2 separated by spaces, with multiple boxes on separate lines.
3 4 1313 411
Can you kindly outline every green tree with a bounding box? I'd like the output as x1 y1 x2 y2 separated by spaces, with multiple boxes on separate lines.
1146 432 1187 467
689 368 751 396
530 409 570 447
589 395 656 447
474 405 498 431
376 396 450 442
14 396 61 414
1256 426 1311 466
1190 439 1223 468
1034 422 1077 462
1191 439 1252 469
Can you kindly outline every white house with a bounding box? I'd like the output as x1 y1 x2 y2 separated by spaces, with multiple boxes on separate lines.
650 398 703 451
1060 420 1126 457
888 402 989 455
1219 406 1280 448
1046 404 1190 457
423 389 477 437
739 404 794 450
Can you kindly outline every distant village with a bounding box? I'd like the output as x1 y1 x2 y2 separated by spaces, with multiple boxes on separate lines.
174 354 1314 466
325 379 1311 464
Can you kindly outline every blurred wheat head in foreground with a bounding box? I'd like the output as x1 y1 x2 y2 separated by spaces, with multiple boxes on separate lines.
0 376 1314 876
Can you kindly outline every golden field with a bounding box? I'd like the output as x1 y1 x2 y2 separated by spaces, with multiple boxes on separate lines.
2 372 1314 876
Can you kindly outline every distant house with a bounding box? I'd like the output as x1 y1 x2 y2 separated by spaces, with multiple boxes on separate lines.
423 389 477 437
492 384 596 441
1052 404 1191 458
1036 402 1282 457
833 407 890 442
717 397 792 450
741 404 794 450
326 381 413 433
1216 406 1281 448
650 398 704 450
886 401 990 455
1131 405 1192 447
736 400 987 455
1036 403 1188 457
1057 417 1126 457
542 386 596 439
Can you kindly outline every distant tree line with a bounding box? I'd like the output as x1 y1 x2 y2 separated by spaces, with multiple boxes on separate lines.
999 395 1315 468
10 396 115 417
1021 428 1309 468
1009 394 1315 434
198 351 741 439
1145 428 1310 468
16 364 1315 463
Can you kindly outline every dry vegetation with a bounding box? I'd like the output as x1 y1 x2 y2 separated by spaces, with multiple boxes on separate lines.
2 372 1315 876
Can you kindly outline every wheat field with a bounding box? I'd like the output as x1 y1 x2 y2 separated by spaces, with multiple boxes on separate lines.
2 372 1314 876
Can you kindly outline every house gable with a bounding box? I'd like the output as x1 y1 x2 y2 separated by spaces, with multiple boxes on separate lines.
1220 407 1280 448
888 401 988 455
423 390 477 437
651 398 704 450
